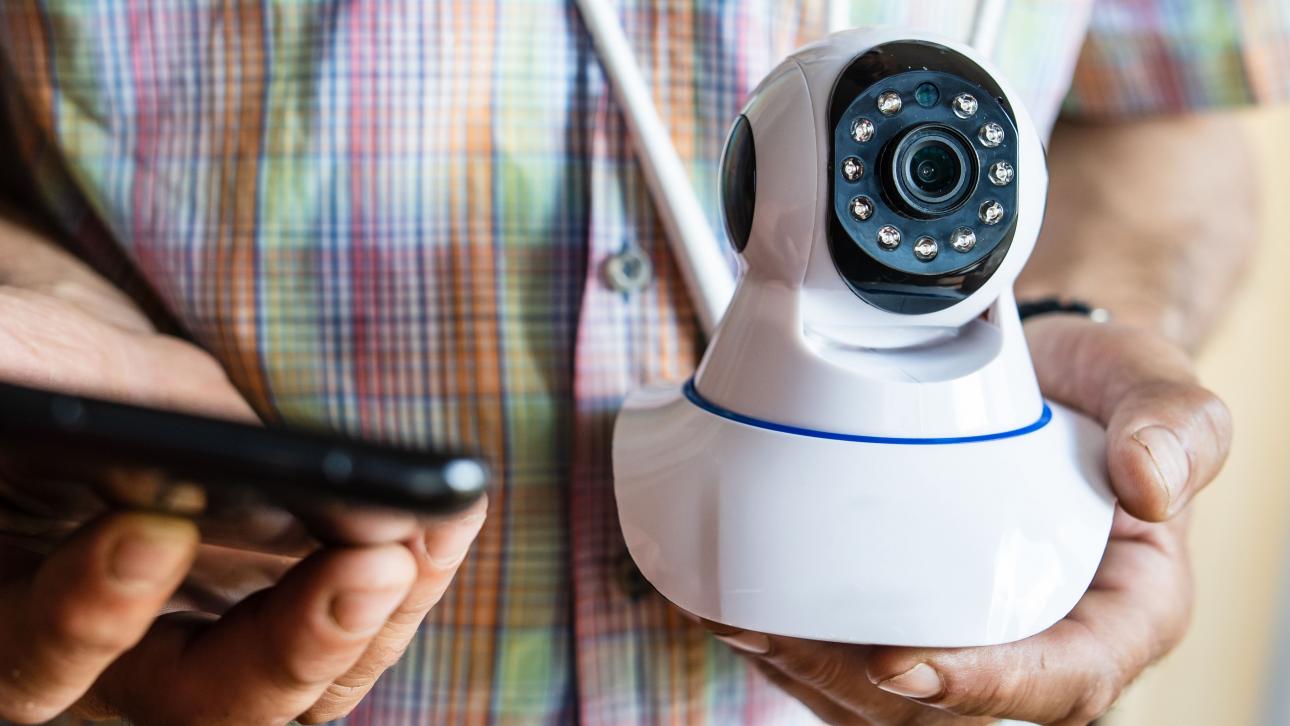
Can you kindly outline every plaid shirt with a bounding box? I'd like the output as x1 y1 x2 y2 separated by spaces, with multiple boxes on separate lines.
0 1 1284 724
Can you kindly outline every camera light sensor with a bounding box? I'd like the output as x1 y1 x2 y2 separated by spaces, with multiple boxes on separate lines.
849 196 874 221
979 200 1005 225
952 93 978 118
979 122 1005 148
851 118 875 143
877 225 902 249
913 236 939 261
877 91 903 116
950 228 977 253
914 82 940 108
842 156 864 182
989 161 1015 186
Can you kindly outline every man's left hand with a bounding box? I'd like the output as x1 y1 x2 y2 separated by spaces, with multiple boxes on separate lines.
698 315 1232 725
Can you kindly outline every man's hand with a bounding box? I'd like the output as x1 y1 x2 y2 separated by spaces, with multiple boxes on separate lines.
0 210 487 724
698 315 1231 725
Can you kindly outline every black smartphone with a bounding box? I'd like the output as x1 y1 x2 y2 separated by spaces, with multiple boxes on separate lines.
0 380 488 555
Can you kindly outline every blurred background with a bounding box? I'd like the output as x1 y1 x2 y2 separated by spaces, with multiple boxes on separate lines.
1102 107 1290 726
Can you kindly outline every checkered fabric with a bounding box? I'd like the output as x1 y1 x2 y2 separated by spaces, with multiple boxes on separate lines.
0 1 1283 724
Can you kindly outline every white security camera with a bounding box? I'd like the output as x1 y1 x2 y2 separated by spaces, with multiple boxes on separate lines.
613 29 1116 647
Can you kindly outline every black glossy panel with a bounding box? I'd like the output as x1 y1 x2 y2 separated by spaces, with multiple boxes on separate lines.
826 41 1034 314
721 114 757 253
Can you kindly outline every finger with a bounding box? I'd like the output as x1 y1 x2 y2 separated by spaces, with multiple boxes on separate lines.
752 658 874 725
1103 378 1231 521
865 525 1190 725
300 497 487 723
1026 316 1232 521
753 638 986 725
700 622 929 725
292 502 421 547
0 288 258 424
0 513 196 724
132 334 262 422
173 544 298 614
94 544 417 725
865 597 1126 725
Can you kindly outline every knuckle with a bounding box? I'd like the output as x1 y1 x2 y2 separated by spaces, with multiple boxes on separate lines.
298 684 366 724
396 589 448 620
326 660 387 697
941 667 1020 717
359 635 413 674
0 683 65 725
272 623 383 692
304 637 409 715
782 650 850 694
330 670 380 694
977 673 1019 714
273 654 331 693
1062 674 1121 725
38 600 134 656
269 615 372 690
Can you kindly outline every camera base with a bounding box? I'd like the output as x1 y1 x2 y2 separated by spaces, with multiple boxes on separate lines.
613 381 1115 647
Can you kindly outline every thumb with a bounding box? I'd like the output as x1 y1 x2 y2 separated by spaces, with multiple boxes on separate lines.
1026 316 1232 521
1104 379 1231 521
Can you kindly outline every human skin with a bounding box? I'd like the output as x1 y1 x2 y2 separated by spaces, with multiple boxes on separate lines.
696 111 1251 725
0 208 488 725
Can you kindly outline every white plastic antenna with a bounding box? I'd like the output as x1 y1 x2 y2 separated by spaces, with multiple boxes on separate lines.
828 0 850 34
970 0 1008 59
574 0 735 336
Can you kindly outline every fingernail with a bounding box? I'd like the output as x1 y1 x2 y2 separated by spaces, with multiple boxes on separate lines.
1132 426 1190 513
716 631 770 654
875 663 943 699
697 618 771 654
109 521 194 590
697 618 771 653
425 513 485 567
329 587 407 634
702 622 769 655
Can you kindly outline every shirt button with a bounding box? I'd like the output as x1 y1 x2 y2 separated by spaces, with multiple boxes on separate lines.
603 248 653 294
615 551 653 600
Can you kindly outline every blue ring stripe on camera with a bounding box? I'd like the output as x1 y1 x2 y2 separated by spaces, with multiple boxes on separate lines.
682 379 1052 445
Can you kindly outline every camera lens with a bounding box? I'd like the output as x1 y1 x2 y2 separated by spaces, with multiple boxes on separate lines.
885 124 977 218
910 143 958 197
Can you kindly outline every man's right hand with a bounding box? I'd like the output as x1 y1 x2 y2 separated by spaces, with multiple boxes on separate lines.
0 209 487 724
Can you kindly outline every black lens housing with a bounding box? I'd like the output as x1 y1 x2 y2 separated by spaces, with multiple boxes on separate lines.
885 124 976 218
828 43 1024 314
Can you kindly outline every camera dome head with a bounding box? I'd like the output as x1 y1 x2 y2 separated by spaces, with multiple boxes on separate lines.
718 29 1046 328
